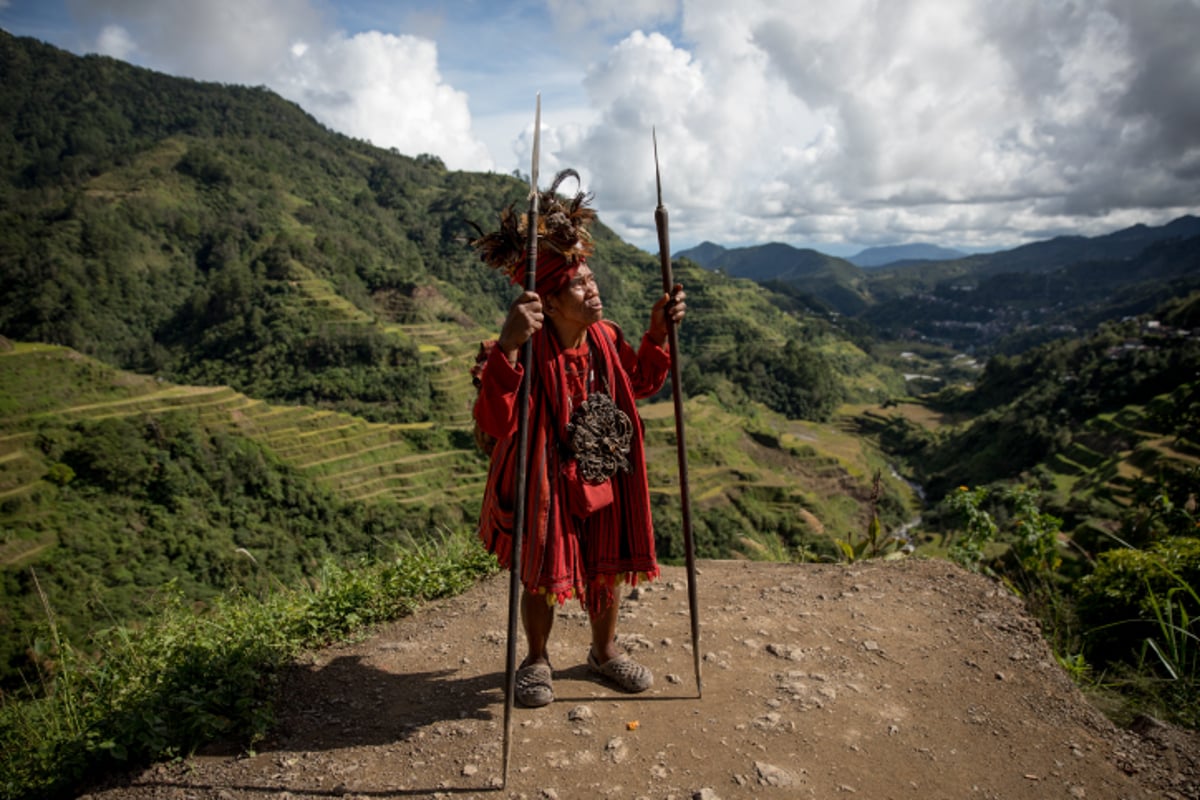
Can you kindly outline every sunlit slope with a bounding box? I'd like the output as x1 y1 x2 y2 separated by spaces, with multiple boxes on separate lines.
0 343 487 517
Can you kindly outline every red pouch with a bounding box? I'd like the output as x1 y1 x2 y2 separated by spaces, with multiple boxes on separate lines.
564 459 613 518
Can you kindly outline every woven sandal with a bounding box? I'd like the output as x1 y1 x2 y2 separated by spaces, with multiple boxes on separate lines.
587 648 654 693
515 660 554 707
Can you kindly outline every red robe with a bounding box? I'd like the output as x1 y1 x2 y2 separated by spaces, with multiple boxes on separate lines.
474 320 670 616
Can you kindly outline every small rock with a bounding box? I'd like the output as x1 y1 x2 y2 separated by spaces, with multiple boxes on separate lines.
694 789 723 800
461 764 478 777
666 673 683 684
754 761 795 787
753 712 783 730
567 705 594 722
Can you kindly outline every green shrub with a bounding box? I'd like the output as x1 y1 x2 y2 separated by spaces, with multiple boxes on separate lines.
1077 536 1200 668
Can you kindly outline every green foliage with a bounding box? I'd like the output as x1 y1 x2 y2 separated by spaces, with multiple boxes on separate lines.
0 532 497 800
938 483 1091 686
834 470 914 562
1119 464 1200 548
0 410 458 690
933 475 1199 729
1077 538 1200 662
43 463 74 486
707 338 844 422
941 485 1000 572
938 484 1065 581
1076 537 1200 727
915 314 1200 499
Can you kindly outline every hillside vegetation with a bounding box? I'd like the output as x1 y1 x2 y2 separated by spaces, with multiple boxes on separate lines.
0 26 1199 799
0 21 910 637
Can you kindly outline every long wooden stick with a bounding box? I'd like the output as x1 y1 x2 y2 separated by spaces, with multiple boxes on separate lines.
652 128 702 697
502 93 540 787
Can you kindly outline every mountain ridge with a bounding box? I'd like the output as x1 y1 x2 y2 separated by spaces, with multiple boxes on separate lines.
849 242 968 267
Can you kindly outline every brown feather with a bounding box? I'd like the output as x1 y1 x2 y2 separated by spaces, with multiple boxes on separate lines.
470 169 596 280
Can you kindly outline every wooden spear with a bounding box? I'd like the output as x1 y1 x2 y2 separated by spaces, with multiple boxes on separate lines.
502 93 541 787
653 128 702 697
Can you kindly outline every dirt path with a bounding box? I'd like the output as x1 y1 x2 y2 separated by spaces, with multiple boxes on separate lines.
81 559 1199 799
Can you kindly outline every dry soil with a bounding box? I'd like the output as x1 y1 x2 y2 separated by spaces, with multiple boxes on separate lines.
80 559 1200 799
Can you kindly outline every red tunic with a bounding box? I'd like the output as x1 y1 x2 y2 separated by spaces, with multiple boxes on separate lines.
474 320 670 615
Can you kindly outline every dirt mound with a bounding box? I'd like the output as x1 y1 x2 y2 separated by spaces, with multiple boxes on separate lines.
81 559 1199 799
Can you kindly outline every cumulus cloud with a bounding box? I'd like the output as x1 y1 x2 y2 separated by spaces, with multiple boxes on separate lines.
94 23 135 60
54 0 1200 251
277 30 491 170
551 0 1200 252
71 0 492 171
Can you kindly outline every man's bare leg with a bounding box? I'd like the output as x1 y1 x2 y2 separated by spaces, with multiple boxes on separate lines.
588 590 621 663
521 589 555 666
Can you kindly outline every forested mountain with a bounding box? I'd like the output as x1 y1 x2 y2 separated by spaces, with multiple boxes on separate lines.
0 30 905 686
680 215 1200 352
847 243 967 268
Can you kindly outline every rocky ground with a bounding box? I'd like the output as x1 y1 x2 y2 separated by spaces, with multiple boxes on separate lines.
81 559 1199 799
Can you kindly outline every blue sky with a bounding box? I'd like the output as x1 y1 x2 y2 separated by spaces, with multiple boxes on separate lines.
2 0 1198 256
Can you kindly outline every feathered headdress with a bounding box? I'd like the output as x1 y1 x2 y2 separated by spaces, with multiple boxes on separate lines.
470 169 596 294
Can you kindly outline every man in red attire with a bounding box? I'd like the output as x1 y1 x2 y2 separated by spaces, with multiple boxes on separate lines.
471 173 686 707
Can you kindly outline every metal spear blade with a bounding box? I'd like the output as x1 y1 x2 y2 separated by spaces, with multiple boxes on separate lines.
653 126 663 208
530 94 541 206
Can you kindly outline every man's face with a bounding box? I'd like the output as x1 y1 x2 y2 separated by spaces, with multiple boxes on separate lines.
549 263 604 327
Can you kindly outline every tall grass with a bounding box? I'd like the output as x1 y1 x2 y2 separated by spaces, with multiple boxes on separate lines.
0 528 497 800
1085 548 1200 727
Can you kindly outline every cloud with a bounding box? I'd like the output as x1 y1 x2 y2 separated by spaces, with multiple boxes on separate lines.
74 0 325 83
95 23 135 60
72 0 492 171
545 0 1199 252
278 30 491 170
57 0 1200 252
547 0 679 35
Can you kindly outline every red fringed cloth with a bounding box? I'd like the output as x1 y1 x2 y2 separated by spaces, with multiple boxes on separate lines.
474 320 670 617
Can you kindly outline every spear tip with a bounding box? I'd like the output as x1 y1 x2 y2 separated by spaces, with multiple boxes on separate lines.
653 127 663 207
531 94 542 198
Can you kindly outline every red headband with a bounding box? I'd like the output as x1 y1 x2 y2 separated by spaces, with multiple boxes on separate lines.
508 251 583 297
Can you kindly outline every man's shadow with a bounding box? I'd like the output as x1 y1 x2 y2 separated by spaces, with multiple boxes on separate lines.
126 654 508 797
266 654 501 752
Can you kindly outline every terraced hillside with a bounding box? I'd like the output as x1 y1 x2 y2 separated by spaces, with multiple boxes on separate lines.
841 392 1198 553
1 340 917 566
0 337 917 688
1051 403 1199 528
0 342 486 520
